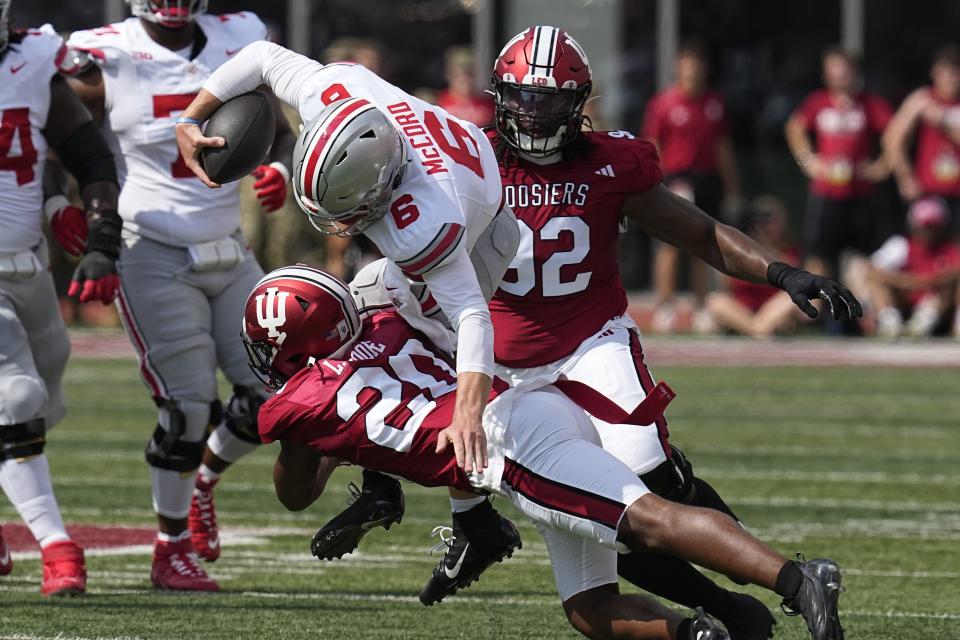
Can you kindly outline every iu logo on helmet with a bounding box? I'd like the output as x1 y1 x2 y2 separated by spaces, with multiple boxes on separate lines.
256 287 290 342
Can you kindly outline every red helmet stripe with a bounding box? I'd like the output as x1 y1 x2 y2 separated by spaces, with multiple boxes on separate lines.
301 98 373 200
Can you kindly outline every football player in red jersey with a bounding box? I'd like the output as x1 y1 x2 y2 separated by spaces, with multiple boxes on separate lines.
244 265 846 640
483 25 860 639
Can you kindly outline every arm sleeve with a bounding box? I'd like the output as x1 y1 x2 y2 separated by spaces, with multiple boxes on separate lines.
420 249 494 377
203 40 322 115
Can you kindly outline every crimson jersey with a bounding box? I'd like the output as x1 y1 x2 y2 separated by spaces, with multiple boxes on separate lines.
489 131 663 367
259 311 504 491
642 86 727 175
792 90 892 199
914 89 960 198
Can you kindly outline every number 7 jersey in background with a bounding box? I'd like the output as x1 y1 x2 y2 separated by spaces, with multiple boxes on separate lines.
66 13 269 246
489 130 663 368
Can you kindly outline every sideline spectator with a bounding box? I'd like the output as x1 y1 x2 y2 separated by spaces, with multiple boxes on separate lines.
884 45 960 232
869 196 960 338
436 46 493 126
643 41 740 333
784 46 893 279
706 197 808 337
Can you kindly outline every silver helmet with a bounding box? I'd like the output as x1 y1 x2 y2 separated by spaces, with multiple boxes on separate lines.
127 0 208 27
0 0 11 55
293 97 407 237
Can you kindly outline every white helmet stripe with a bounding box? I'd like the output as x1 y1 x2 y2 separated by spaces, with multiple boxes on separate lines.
530 25 559 77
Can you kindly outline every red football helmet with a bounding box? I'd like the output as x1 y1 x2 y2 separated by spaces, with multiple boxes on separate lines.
242 265 362 390
492 25 593 156
127 0 207 28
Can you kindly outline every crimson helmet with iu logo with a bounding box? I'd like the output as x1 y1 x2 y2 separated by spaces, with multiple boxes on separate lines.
242 265 361 390
492 25 592 156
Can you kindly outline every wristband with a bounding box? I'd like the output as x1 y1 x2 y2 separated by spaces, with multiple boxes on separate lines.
175 116 204 127
43 195 72 222
268 161 291 183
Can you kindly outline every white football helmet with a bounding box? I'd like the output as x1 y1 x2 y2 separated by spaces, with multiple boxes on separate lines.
292 97 407 237
127 0 208 27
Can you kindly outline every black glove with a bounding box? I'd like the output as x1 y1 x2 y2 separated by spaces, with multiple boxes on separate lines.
69 207 122 305
767 262 863 320
68 250 119 305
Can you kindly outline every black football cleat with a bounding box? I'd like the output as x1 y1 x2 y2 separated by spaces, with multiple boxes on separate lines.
781 556 845 640
419 514 522 606
689 607 730 640
720 593 776 640
310 471 405 560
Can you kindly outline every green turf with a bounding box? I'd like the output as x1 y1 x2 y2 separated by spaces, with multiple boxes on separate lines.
1 360 958 639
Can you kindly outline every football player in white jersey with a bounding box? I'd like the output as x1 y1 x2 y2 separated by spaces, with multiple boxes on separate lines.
55 1 296 591
0 0 124 595
174 40 526 601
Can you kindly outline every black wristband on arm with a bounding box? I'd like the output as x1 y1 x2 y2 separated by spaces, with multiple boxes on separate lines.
85 209 122 260
55 121 118 190
766 261 793 288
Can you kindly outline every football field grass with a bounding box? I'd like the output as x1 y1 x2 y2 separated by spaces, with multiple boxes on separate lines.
1 358 958 639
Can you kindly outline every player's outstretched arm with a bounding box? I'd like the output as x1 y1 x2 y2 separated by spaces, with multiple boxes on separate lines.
625 184 862 320
273 440 339 512
44 75 122 305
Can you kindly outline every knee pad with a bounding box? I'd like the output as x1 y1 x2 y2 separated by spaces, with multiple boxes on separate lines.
639 445 695 504
0 374 48 425
0 418 46 461
223 385 266 444
144 398 215 472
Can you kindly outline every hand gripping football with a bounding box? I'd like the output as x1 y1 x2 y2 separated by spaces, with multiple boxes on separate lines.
201 90 276 184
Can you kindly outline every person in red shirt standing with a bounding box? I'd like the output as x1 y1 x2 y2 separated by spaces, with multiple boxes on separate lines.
706 197 808 337
643 42 740 332
884 45 960 233
869 196 960 338
435 47 494 127
785 46 892 281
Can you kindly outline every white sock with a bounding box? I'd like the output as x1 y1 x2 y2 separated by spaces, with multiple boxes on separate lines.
0 455 71 548
197 463 221 484
206 424 258 464
156 530 191 543
450 495 487 513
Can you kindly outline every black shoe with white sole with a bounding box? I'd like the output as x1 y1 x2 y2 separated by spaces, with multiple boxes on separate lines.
419 505 521 606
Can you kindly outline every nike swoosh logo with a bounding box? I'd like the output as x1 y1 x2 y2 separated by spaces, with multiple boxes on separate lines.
11 62 26 74
443 543 468 579
225 48 240 56
206 536 220 550
0 547 10 566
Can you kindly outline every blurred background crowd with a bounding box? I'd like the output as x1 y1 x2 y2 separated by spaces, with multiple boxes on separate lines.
13 0 960 339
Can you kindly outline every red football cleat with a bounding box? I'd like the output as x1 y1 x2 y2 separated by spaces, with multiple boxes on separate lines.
189 475 221 562
0 526 13 576
151 537 219 592
41 540 86 596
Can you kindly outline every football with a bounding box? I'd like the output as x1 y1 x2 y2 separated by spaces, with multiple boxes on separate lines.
200 90 276 184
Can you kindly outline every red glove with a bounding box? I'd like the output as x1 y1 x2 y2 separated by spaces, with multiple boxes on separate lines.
45 196 88 257
252 163 289 213
67 251 120 305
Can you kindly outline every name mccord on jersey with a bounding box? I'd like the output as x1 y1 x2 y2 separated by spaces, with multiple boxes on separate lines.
386 101 448 176
503 182 590 209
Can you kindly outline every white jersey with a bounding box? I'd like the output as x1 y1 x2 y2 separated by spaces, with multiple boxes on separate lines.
67 13 268 246
0 25 64 254
204 44 504 274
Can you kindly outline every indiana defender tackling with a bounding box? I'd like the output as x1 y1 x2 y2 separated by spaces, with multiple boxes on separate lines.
0 2 123 595
243 265 846 640
58 0 296 591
